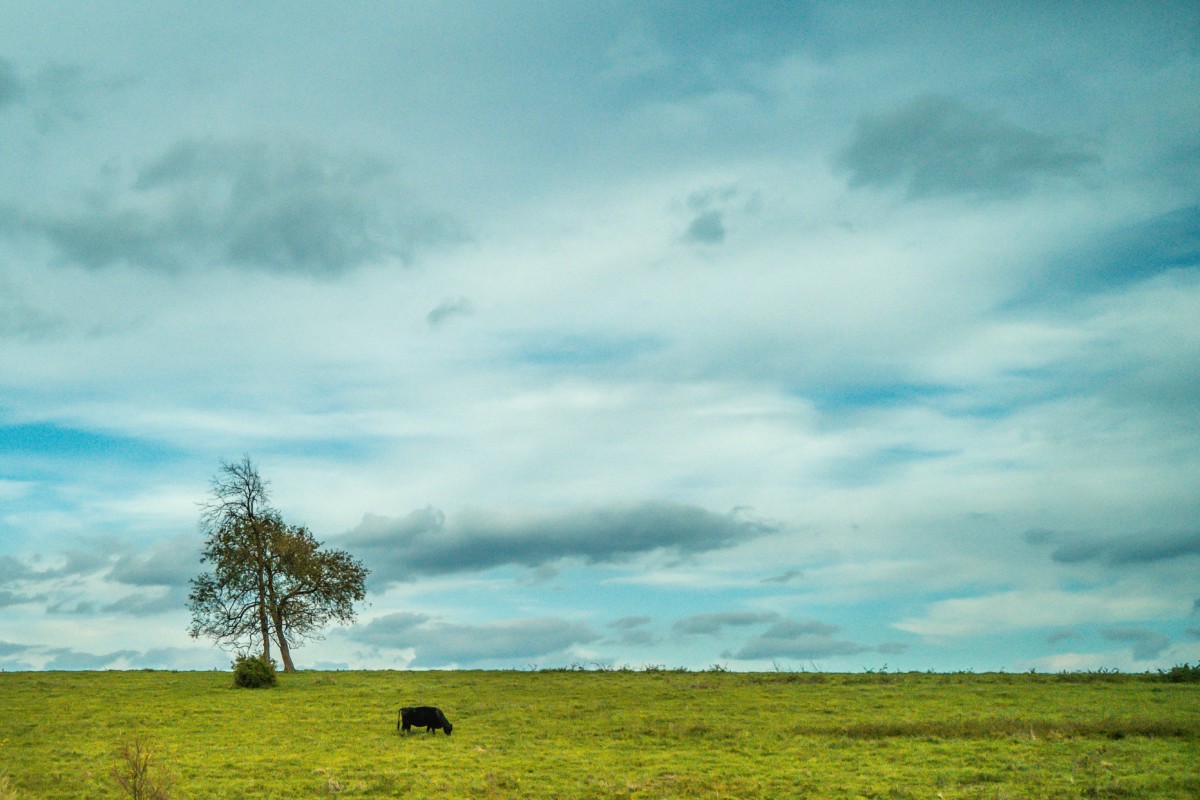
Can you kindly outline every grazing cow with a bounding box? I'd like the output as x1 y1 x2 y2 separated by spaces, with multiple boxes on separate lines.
398 705 453 735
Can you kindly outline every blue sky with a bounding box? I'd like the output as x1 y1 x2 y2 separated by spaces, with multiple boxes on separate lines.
1 1 1198 672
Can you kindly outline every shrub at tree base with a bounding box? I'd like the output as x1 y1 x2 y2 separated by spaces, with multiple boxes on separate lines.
232 654 277 689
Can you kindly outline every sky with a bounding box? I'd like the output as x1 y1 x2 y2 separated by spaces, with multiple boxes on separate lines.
1 1 1198 673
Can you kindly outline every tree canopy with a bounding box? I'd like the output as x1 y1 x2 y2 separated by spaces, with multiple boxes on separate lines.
187 456 368 671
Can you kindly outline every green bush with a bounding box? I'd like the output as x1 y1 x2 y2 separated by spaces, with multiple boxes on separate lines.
1160 662 1200 683
232 654 278 689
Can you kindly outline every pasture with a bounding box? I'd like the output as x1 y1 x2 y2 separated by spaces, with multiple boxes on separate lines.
1 668 1197 798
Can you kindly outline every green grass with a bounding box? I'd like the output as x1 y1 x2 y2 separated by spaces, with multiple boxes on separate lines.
1 669 1197 798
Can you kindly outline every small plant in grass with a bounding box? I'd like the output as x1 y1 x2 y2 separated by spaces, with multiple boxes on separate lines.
232 653 278 688
0 773 19 800
111 736 173 800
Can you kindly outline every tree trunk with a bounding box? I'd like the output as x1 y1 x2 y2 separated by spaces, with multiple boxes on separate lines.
271 607 296 672
259 599 272 662
252 518 273 664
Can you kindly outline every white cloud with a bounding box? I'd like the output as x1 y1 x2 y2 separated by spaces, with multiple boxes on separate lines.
896 590 1184 638
350 612 599 668
0 479 33 501
1022 650 1139 674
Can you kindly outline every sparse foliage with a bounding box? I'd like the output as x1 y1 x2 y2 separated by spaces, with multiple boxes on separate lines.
111 736 173 800
187 456 368 672
264 522 370 653
187 456 279 662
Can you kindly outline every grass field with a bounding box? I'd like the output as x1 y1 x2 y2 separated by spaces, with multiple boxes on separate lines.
1 668 1197 799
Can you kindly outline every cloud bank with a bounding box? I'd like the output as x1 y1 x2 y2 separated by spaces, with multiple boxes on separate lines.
344 502 779 586
0 138 461 276
839 95 1099 199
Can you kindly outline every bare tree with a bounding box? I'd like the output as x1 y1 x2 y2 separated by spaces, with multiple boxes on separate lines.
188 456 278 662
187 456 368 671
111 736 173 800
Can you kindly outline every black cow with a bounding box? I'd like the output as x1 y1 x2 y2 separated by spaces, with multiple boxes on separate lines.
398 705 453 735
